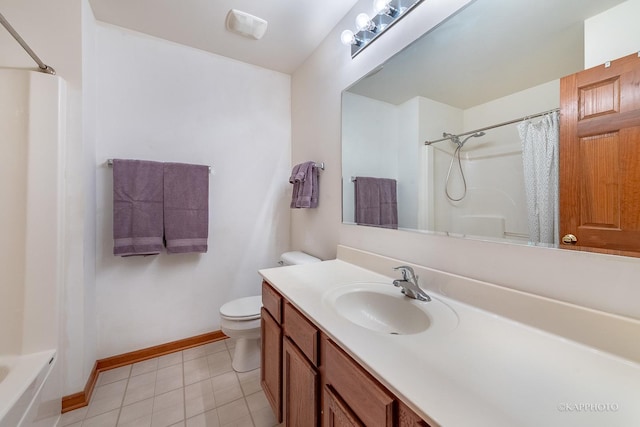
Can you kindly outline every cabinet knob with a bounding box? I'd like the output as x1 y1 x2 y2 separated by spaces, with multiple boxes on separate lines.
562 234 578 245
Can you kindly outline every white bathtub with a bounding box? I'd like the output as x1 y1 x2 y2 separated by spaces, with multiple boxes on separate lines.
0 351 56 427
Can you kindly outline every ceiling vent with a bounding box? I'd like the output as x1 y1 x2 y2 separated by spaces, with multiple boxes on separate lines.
225 9 268 40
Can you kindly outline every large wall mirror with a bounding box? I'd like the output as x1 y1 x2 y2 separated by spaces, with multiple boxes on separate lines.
342 0 637 253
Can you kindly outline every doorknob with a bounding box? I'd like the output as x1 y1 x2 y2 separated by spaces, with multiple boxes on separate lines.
562 234 578 245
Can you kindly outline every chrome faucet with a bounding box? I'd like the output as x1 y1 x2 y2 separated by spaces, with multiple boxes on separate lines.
392 266 431 302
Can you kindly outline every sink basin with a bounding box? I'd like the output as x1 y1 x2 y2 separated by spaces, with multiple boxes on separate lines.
323 282 458 335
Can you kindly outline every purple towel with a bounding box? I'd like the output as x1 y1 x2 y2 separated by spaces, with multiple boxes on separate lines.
163 162 209 254
112 159 164 256
290 161 319 208
354 177 398 229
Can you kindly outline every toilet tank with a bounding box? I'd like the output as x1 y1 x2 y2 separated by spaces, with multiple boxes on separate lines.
279 251 321 266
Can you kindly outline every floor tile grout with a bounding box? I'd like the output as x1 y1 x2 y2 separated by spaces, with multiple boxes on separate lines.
61 339 277 427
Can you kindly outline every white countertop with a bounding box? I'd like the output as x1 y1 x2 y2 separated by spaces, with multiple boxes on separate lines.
259 259 640 427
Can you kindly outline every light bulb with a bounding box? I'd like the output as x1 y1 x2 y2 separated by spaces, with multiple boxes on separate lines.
355 13 374 32
373 0 392 15
340 30 356 45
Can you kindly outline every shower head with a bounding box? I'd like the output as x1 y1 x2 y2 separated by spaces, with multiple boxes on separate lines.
460 131 486 146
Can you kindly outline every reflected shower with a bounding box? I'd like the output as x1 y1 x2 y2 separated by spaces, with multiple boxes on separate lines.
427 131 486 202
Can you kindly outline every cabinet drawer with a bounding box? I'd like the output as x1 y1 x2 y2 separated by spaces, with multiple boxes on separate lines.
262 281 282 324
324 339 394 427
283 303 319 366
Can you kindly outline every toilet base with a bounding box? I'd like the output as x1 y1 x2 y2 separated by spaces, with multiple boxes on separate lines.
231 337 261 372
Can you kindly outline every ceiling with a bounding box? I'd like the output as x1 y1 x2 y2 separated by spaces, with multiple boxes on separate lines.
347 0 627 108
88 0 360 74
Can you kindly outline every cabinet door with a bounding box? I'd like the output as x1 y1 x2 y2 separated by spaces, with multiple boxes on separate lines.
283 337 318 427
261 308 282 422
323 385 364 427
398 401 431 427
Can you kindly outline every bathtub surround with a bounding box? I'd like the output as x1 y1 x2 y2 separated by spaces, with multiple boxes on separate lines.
0 69 65 426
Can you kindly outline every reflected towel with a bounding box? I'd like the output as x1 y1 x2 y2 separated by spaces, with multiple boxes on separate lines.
354 177 398 229
112 159 164 256
290 161 319 208
163 162 209 254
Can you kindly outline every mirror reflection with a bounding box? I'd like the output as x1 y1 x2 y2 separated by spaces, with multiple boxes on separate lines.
342 0 629 248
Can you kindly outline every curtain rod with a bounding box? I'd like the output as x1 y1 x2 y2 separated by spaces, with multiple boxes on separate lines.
0 12 55 75
424 108 560 145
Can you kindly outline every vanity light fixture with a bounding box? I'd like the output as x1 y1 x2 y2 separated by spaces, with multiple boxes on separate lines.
373 0 398 17
355 13 376 32
341 0 424 57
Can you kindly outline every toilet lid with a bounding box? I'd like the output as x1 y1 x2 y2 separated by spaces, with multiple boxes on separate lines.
220 295 262 320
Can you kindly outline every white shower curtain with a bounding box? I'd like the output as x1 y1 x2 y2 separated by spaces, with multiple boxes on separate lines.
517 111 559 245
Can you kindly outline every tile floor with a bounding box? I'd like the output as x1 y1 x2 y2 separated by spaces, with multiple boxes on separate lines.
60 339 281 427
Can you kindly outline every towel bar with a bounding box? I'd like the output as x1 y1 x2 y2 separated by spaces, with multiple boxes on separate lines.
106 159 212 174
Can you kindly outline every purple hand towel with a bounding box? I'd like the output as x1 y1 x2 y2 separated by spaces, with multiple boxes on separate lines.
112 159 164 256
163 162 209 254
290 161 319 208
354 177 398 229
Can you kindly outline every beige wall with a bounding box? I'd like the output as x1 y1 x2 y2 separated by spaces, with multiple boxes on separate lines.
291 0 640 320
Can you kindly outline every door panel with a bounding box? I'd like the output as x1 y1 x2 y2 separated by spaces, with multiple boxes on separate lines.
560 52 640 255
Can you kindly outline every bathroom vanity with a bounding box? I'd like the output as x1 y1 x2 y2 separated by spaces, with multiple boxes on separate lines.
261 280 427 426
259 246 640 427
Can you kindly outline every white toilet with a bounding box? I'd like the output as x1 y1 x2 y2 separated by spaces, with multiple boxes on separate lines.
219 251 321 372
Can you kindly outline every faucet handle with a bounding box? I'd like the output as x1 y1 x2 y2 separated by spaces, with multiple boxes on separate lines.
393 265 416 281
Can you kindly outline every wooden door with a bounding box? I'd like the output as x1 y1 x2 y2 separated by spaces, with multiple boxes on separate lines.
323 385 364 427
560 52 640 255
283 337 319 427
261 308 282 422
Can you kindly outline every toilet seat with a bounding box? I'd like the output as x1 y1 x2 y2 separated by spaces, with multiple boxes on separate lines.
220 295 262 321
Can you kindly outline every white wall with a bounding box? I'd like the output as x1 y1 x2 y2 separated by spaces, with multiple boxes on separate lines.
584 0 640 68
94 24 291 358
291 0 640 320
396 98 420 229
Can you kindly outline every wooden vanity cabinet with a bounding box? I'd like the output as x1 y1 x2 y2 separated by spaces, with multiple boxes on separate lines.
261 281 283 423
261 280 430 427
